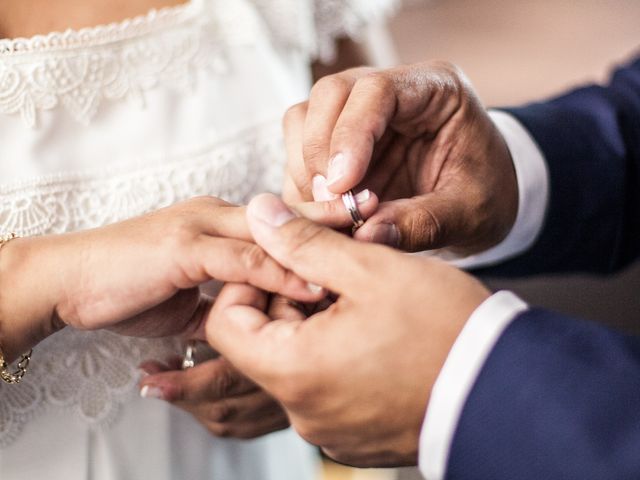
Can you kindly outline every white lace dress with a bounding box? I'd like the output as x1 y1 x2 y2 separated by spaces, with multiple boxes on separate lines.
0 0 397 478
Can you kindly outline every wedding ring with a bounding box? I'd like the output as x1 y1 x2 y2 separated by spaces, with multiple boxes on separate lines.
182 340 197 370
341 190 365 232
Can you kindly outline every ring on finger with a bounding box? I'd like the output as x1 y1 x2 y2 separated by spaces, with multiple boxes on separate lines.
341 190 365 233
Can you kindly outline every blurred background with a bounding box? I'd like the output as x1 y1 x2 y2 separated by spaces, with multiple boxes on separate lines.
323 0 640 478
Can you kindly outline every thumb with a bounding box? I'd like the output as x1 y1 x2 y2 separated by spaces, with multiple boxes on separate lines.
205 283 299 384
354 193 469 252
246 193 380 295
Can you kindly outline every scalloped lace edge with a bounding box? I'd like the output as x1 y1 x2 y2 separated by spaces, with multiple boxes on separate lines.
0 0 199 55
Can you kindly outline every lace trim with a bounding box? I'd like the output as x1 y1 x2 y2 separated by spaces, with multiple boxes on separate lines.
0 1 200 55
313 0 400 63
0 120 286 447
249 0 399 63
0 0 264 128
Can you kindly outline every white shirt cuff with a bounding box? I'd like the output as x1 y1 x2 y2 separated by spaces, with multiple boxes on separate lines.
437 111 550 269
418 291 528 480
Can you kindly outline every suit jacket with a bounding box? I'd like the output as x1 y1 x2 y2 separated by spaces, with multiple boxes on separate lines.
445 56 640 479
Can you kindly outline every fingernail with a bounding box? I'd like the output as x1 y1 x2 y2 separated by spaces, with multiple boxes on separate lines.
354 189 371 205
312 175 338 202
140 385 164 400
369 224 400 247
326 152 347 186
307 282 324 295
251 195 297 227
137 368 150 380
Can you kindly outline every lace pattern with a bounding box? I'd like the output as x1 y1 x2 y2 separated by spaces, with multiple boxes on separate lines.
0 121 286 447
0 0 264 127
249 0 399 63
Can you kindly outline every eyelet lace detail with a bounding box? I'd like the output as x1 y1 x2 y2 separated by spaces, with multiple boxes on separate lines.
0 120 286 447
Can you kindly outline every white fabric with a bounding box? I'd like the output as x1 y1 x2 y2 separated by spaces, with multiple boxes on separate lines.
419 291 529 480
436 110 550 269
0 0 396 478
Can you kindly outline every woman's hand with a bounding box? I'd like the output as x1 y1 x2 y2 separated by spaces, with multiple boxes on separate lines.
0 194 378 362
282 62 518 254
139 356 290 439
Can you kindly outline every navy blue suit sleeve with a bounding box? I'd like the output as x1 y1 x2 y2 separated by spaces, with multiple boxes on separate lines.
445 309 640 480
478 56 640 276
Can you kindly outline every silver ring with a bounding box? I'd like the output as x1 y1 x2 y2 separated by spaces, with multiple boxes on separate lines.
341 190 365 231
182 340 197 370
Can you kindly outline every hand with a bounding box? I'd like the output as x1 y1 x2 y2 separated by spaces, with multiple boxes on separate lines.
139 355 289 439
0 194 379 361
283 62 518 253
206 194 490 467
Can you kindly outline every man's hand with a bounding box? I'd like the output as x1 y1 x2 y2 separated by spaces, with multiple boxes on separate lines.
206 194 490 467
283 62 518 254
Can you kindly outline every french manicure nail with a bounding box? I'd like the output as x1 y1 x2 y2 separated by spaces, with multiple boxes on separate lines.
307 282 324 295
251 195 297 227
354 189 371 205
140 385 164 400
312 175 338 202
370 224 400 247
326 152 347 186
137 368 150 380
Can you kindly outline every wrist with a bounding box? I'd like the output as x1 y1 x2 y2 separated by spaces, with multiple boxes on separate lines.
0 236 64 362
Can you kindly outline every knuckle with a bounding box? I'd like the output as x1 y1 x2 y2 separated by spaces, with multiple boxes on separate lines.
302 137 329 167
207 402 236 423
240 243 269 272
209 365 239 398
356 71 394 94
407 207 443 251
283 102 307 131
311 74 351 98
282 222 327 263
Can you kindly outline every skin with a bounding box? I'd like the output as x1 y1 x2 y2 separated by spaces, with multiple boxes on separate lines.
0 193 379 363
206 193 491 467
282 62 519 254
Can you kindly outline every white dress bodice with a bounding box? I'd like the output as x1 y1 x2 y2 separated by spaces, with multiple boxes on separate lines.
0 0 397 477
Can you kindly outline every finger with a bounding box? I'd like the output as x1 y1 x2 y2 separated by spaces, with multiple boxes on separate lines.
283 102 314 200
325 72 398 194
205 405 290 439
246 193 391 295
268 295 308 323
353 192 469 252
205 283 304 382
302 69 373 193
190 237 325 302
186 389 278 424
139 360 171 377
139 357 256 403
292 189 378 229
326 63 467 195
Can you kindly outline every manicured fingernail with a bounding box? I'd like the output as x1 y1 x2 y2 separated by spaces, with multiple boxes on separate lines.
354 189 371 205
137 368 150 380
307 282 324 295
140 385 164 400
312 175 338 201
370 224 400 247
251 195 297 227
326 152 347 186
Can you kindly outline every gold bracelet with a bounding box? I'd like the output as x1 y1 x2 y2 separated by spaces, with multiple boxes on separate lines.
0 347 32 384
0 232 33 384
